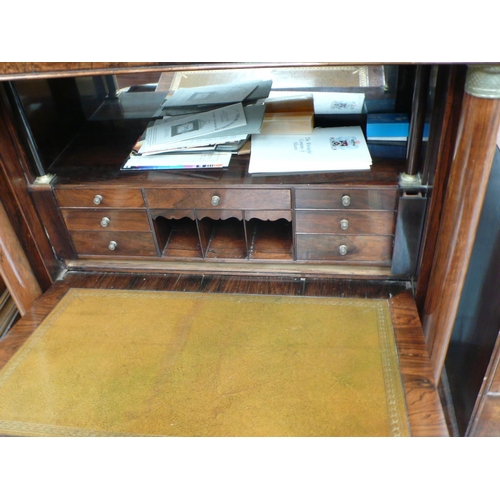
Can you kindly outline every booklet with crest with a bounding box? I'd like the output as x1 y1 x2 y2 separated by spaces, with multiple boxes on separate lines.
248 126 372 174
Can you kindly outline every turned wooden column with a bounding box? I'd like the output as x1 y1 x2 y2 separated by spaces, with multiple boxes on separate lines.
0 199 42 316
422 65 500 382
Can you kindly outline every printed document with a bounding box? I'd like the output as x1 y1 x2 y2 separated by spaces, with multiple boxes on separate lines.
248 126 372 174
140 103 246 155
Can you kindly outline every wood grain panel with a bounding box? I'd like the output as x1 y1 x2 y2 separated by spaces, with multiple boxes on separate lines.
389 291 449 436
29 185 76 260
415 65 466 313
0 200 42 315
295 188 398 210
0 85 60 287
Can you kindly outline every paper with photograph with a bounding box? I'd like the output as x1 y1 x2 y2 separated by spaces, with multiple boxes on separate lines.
140 103 246 154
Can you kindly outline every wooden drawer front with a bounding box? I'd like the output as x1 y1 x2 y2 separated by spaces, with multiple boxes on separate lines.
61 209 150 232
70 231 157 257
145 188 291 210
296 234 393 263
295 188 397 210
295 210 396 235
55 188 145 208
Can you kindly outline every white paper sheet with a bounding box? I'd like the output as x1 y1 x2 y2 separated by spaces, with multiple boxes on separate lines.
140 103 246 154
248 126 372 174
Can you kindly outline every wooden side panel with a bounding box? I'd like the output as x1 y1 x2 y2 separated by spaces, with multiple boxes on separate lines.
422 91 500 382
30 185 76 261
0 84 60 288
415 65 466 312
0 200 42 315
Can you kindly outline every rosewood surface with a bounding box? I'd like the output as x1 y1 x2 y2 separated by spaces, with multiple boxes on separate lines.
0 271 447 436
0 200 42 316
415 65 466 313
422 91 500 383
0 86 62 289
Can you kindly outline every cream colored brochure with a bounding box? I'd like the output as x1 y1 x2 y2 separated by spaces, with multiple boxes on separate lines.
248 126 372 174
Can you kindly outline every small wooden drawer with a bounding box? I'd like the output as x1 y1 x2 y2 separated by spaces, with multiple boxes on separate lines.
55 188 145 208
295 210 396 235
61 209 150 232
295 188 398 210
70 231 157 257
295 234 393 263
145 188 291 211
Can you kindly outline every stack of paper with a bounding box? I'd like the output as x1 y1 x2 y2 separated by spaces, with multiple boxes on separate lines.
248 126 372 175
121 80 271 171
139 102 265 155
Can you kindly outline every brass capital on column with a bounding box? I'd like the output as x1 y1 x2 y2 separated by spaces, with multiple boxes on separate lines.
465 64 500 98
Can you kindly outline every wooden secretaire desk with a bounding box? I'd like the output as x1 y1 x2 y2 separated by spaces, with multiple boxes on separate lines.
1 62 499 435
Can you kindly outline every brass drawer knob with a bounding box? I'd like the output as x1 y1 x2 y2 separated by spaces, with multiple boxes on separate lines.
100 217 110 227
341 195 351 207
93 194 103 205
108 241 117 251
340 219 349 230
211 195 221 206
339 244 348 256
